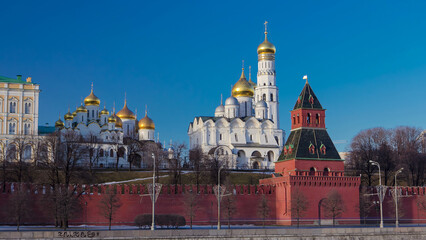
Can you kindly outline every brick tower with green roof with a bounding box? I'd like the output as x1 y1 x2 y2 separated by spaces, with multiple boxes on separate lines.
275 79 344 177
260 79 360 226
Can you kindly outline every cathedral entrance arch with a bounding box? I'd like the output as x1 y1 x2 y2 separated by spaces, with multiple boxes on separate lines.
253 161 260 169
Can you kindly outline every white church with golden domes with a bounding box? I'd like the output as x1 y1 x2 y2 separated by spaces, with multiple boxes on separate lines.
55 85 156 168
188 23 284 169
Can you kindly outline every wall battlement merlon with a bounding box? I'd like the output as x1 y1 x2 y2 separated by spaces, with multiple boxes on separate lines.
0 182 276 196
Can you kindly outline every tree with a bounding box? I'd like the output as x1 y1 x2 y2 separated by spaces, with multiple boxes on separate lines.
8 135 32 183
124 138 141 171
205 154 230 185
86 133 101 174
0 140 8 192
323 190 345 226
358 187 375 225
392 126 424 186
167 142 187 187
110 136 126 172
183 189 199 229
39 131 88 229
257 194 270 227
142 141 165 182
348 127 391 186
6 184 31 231
290 189 308 227
189 147 205 192
99 186 122 230
221 179 237 229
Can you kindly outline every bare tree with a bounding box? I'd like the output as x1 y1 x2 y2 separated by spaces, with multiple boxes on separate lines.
323 190 345 226
0 140 8 192
168 142 187 187
124 138 141 171
142 141 165 182
189 147 205 191
257 194 270 227
86 133 101 174
8 135 32 183
348 128 391 186
40 131 88 229
358 187 375 225
99 186 122 230
291 189 308 227
183 189 199 229
110 136 125 172
6 184 31 231
392 126 424 186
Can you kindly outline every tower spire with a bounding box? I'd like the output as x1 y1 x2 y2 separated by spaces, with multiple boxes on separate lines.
264 21 268 39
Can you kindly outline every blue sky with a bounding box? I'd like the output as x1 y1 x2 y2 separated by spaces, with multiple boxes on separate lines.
1 1 425 151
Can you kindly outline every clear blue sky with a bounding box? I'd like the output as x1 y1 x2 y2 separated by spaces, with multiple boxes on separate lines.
1 1 425 151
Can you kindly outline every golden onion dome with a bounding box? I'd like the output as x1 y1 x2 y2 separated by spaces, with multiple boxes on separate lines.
232 68 254 98
76 105 88 113
55 118 64 128
100 107 109 115
72 111 77 117
257 37 276 54
117 100 136 120
64 111 73 120
138 112 155 130
84 88 100 106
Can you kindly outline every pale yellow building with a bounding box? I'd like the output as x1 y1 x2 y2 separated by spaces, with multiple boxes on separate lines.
0 75 40 136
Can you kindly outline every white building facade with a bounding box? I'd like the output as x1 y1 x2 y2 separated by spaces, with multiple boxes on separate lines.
188 26 284 170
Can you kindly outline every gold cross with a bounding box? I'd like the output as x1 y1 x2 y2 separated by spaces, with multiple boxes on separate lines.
264 21 268 35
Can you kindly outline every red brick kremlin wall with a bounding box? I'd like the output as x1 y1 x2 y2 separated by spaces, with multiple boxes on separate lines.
0 183 424 226
0 183 275 226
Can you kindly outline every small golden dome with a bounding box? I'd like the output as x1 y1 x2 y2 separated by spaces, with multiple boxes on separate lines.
117 100 136 120
232 68 254 98
76 105 88 113
64 111 73 120
55 118 64 128
72 111 77 117
114 114 123 128
84 88 100 106
138 113 155 130
108 114 116 123
100 107 109 115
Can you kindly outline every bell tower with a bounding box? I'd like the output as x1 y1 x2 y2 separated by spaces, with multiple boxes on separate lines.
255 21 279 128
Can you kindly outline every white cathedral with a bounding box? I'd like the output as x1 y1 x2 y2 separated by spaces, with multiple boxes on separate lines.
54 87 156 168
188 24 284 169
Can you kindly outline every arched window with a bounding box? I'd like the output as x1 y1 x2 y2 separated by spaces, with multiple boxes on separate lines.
323 168 329 176
262 94 266 101
309 167 315 176
316 114 320 124
9 102 16 113
92 110 95 118
24 102 31 114
292 115 296 124
24 123 30 135
297 114 300 124
100 149 104 157
219 134 222 141
250 135 253 141
235 133 238 142
110 149 114 157
23 145 32 160
307 113 311 124
8 123 16 134
270 94 273 101
265 135 268 143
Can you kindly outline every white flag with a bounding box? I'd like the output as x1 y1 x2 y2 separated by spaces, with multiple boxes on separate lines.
303 75 308 80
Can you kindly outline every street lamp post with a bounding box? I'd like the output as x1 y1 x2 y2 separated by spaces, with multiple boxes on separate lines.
217 165 224 230
395 168 403 228
151 153 155 231
369 160 383 228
